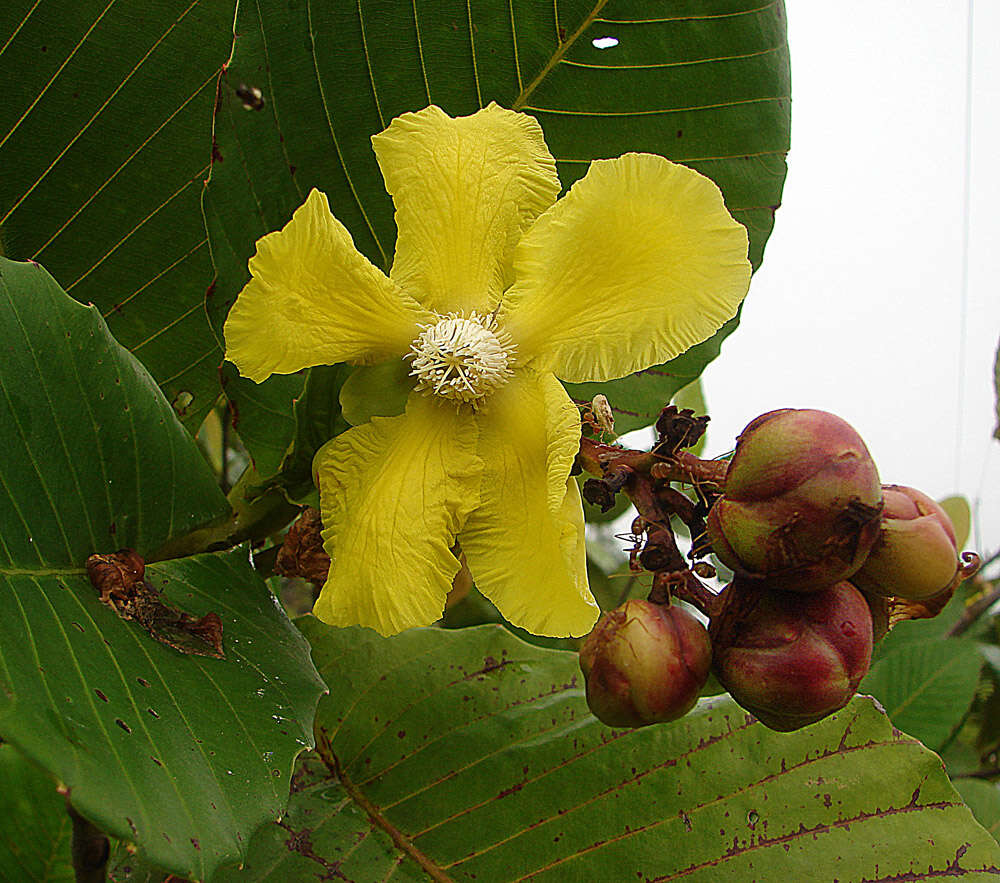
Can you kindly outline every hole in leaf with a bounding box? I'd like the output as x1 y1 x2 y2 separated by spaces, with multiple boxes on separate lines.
591 36 619 49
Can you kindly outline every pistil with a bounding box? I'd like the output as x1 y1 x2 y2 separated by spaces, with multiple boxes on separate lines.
408 313 516 406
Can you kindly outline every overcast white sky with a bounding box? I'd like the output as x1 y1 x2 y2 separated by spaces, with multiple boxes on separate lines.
698 1 1000 555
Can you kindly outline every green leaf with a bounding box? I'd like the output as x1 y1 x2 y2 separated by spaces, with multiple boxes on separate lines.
0 258 229 560
0 1 235 430
339 360 414 427
0 550 325 881
274 364 352 504
955 779 1000 842
215 622 999 881
0 744 74 882
205 0 790 464
860 636 983 751
0 258 325 880
107 845 172 883
226 364 352 506
222 365 303 479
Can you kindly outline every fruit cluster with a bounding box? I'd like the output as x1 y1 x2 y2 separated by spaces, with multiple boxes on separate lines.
580 408 972 732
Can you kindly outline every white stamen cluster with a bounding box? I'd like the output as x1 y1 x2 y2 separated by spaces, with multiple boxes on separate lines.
408 312 515 406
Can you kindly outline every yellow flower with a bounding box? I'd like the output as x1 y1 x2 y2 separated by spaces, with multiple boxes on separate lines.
224 104 751 638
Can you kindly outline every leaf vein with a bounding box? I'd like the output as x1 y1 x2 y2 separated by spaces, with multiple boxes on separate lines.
306 0 388 269
357 0 387 130
596 1 780 25
559 43 784 70
0 0 118 156
411 0 432 104
467 0 483 109
514 0 609 110
0 0 42 60
6 5 210 236
525 95 788 116
103 238 208 319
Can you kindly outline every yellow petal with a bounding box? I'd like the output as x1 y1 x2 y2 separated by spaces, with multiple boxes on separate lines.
459 371 599 637
224 189 432 383
312 394 481 635
372 104 560 314
500 154 752 383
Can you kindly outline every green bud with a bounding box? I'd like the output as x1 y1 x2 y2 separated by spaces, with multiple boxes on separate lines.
850 485 960 600
710 580 873 732
579 599 712 728
707 409 882 592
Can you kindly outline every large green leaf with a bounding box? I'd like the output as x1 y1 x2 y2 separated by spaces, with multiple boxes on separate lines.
956 780 1000 842
0 0 235 430
0 744 74 882
0 258 228 560
860 594 981 751
205 0 790 469
214 622 999 881
860 637 984 752
0 258 325 880
1 549 325 881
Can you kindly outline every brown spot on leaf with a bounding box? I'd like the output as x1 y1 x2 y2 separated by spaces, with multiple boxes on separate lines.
86 550 225 658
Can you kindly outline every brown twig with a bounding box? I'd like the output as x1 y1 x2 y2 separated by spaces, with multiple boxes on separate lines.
578 410 725 619
67 802 109 883
947 574 1000 637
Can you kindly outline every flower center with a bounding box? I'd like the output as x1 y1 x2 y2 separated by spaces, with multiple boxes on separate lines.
408 312 515 405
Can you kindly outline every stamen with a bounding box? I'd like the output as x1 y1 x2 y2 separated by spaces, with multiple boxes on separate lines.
408 312 516 406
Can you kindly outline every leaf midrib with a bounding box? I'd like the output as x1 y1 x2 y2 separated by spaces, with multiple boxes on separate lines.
512 0 609 110
0 565 86 577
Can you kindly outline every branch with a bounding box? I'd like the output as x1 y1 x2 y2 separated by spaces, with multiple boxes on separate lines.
67 802 108 883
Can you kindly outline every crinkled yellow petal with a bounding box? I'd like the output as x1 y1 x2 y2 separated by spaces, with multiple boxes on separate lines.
459 370 599 637
312 394 482 636
224 189 432 383
372 103 560 315
500 153 751 383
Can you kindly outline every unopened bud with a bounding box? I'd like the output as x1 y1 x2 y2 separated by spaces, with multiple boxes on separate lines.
710 580 873 732
850 485 960 601
579 599 711 728
707 409 882 592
